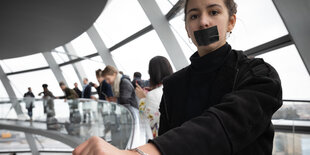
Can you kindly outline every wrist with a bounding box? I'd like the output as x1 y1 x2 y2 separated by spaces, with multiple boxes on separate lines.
123 150 139 155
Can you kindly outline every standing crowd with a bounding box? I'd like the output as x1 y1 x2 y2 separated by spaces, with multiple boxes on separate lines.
23 56 173 137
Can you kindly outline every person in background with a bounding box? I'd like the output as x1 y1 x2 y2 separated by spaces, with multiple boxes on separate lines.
59 82 79 100
73 82 82 98
24 87 35 121
93 69 113 100
59 82 81 135
131 72 145 89
135 56 173 138
82 78 92 99
119 71 124 76
38 84 55 98
102 65 138 108
38 84 55 114
73 0 282 154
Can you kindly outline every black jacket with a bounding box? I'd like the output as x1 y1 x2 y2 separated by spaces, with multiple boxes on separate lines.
96 80 113 100
150 49 282 155
73 87 82 98
24 91 35 98
118 75 138 108
132 78 145 88
82 84 92 99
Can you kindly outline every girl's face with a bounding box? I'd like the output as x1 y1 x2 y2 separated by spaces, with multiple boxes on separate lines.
104 73 117 85
185 0 236 56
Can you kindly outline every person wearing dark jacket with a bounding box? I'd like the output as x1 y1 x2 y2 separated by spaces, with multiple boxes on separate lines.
94 69 113 100
101 65 138 109
131 72 145 89
24 87 35 120
82 78 92 99
38 84 55 99
59 82 79 100
38 84 55 114
73 0 282 154
73 82 82 98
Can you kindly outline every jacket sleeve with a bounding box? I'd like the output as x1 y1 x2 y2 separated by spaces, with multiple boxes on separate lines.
48 91 55 98
150 62 282 155
103 82 113 97
158 94 170 135
118 80 134 105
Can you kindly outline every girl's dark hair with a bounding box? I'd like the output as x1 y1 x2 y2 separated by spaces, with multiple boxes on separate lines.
148 56 173 87
184 0 237 21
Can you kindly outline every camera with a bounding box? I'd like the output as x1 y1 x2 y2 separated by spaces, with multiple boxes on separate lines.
89 82 95 87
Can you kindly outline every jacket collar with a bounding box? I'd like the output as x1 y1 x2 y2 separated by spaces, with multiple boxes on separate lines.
189 43 231 73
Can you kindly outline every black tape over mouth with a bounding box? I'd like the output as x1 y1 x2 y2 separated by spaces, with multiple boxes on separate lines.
194 26 219 46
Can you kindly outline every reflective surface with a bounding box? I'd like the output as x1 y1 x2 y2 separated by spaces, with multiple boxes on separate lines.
273 132 310 155
272 101 310 155
0 99 134 150
0 130 72 153
257 45 310 100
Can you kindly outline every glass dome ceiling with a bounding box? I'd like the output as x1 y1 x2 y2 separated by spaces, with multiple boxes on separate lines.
0 0 309 101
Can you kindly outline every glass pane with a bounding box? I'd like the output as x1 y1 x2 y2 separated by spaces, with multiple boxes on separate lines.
273 132 310 155
274 101 310 121
0 99 134 149
52 47 70 64
94 0 151 47
79 56 105 84
155 0 174 14
111 30 175 80
0 53 48 73
228 0 288 50
257 45 310 100
0 130 30 152
60 65 81 88
169 14 197 60
0 81 9 100
33 135 73 151
70 33 97 57
8 69 63 98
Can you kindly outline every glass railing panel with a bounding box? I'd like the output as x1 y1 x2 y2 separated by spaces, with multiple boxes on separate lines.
0 130 31 152
273 132 310 155
273 101 310 121
272 101 310 155
0 98 134 149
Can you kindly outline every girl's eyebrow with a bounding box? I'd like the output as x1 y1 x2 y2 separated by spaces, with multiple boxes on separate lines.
187 4 223 14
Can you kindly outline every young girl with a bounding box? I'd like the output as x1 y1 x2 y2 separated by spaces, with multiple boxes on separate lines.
73 0 282 154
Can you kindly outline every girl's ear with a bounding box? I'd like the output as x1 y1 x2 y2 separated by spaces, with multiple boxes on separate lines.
228 14 237 32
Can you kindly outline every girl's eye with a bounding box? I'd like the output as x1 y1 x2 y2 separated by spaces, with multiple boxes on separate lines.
210 10 219 16
190 15 198 20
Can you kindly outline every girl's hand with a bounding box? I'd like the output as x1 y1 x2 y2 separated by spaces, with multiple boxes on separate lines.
135 84 146 99
73 136 135 155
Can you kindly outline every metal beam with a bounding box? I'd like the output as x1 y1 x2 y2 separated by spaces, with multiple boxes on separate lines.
138 0 189 70
6 66 50 76
166 0 185 21
63 43 87 85
4 1 186 76
273 0 310 75
109 25 154 52
0 64 23 115
244 35 293 57
87 25 117 67
42 52 68 85
25 133 40 155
